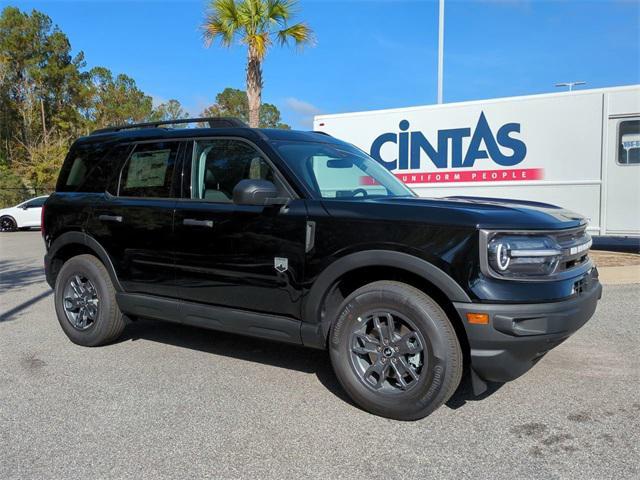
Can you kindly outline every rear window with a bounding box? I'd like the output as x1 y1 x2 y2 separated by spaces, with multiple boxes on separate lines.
57 142 131 192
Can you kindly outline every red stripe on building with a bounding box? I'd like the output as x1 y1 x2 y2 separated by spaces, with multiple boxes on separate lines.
361 168 544 185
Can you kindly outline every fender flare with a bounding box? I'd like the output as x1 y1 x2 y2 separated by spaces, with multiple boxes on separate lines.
46 231 124 291
303 249 471 327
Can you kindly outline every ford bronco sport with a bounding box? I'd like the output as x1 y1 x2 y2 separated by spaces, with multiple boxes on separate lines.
43 117 601 420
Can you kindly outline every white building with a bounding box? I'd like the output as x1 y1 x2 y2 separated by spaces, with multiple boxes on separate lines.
315 85 640 237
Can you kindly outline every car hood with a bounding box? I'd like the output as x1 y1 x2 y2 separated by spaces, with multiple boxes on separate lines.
322 195 587 231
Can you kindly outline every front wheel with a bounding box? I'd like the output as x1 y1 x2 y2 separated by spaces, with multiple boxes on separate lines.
329 281 462 421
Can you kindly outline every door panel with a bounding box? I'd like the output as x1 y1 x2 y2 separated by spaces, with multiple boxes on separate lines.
174 200 307 318
23 207 40 226
22 197 46 226
90 196 177 297
173 137 307 319
605 118 640 235
86 141 181 298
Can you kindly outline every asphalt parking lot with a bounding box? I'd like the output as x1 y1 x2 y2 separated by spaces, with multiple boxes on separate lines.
1 231 639 480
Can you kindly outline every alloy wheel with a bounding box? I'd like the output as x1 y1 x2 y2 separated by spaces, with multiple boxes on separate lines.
349 311 426 394
0 217 16 232
63 274 99 331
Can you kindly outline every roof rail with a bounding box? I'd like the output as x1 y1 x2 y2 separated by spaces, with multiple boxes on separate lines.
312 131 332 137
90 117 248 135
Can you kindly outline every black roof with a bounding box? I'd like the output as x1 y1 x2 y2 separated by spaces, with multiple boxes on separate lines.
78 127 343 148
77 116 344 147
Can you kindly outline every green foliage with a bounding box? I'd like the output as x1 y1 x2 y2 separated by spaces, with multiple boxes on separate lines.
151 99 190 122
203 0 313 59
0 7 187 187
0 164 29 208
201 87 290 129
87 66 154 128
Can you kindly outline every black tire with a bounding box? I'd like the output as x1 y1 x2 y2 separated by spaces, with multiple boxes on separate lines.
54 254 126 347
329 281 462 421
0 216 17 232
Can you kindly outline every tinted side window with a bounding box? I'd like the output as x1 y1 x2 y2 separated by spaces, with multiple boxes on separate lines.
119 142 179 198
24 197 47 208
618 120 640 165
57 142 132 193
191 139 275 202
57 142 111 192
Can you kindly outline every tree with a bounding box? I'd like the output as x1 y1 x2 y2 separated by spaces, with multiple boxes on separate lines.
0 6 162 188
0 164 28 208
202 0 312 127
86 67 154 129
0 7 88 131
201 87 290 129
152 99 189 122
0 6 88 188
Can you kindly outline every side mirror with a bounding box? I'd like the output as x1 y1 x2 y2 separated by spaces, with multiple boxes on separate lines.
232 179 288 206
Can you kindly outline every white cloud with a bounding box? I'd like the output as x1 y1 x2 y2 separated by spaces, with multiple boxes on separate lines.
284 97 323 129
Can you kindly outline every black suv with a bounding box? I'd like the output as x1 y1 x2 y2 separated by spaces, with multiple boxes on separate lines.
43 117 601 420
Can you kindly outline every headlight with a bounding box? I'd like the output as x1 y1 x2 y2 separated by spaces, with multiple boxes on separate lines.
486 234 562 278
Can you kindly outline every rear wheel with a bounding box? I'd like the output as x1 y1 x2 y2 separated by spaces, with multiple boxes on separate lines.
54 254 126 346
0 216 17 232
329 281 462 420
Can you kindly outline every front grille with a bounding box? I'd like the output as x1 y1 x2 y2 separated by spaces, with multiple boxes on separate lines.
552 226 592 274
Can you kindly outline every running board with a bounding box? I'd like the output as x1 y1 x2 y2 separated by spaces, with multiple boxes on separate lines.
116 293 303 345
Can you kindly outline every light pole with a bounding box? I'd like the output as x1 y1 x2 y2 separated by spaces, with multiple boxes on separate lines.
437 0 445 104
555 81 586 92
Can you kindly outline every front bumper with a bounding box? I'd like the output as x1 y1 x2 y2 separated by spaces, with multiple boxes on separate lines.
454 268 602 384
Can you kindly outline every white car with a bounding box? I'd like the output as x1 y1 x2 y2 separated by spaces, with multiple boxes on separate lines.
0 196 49 232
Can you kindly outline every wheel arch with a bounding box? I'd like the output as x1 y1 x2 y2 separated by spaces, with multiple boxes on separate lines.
46 231 123 292
301 250 472 357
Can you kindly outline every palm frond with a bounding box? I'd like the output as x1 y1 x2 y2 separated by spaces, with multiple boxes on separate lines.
266 0 293 24
213 0 241 23
202 15 236 47
237 0 266 33
202 0 241 47
277 22 314 47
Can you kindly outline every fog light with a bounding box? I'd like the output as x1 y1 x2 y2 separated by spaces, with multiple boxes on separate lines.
466 313 489 325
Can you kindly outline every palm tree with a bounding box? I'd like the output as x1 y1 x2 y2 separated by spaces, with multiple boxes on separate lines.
202 0 313 128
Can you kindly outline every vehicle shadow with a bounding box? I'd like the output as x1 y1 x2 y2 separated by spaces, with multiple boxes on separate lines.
0 260 45 290
445 371 504 410
120 319 503 412
120 319 356 406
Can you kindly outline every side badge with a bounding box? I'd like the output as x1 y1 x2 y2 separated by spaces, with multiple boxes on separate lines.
274 257 289 273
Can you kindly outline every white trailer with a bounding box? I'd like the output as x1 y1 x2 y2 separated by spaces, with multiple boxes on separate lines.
314 85 640 237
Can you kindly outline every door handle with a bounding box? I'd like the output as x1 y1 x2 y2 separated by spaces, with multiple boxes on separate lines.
183 218 214 228
98 214 123 223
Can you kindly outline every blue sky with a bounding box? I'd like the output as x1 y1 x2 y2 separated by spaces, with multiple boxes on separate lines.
4 0 639 128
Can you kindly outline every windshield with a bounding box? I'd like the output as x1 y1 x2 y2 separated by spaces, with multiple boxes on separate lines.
273 141 415 199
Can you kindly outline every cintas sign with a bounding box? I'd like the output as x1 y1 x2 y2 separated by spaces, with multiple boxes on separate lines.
369 112 542 183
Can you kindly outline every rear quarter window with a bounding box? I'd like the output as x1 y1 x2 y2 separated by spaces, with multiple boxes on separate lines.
56 142 132 192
